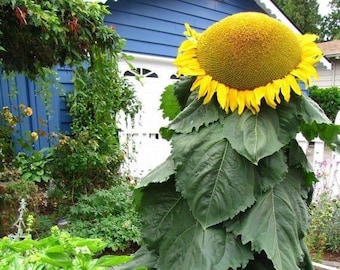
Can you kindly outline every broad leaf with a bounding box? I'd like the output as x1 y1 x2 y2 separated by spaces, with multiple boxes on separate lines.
160 84 181 120
136 156 175 188
172 123 255 228
113 246 158 270
221 108 285 164
139 180 190 249
158 210 253 270
300 95 331 124
169 93 224 134
227 169 309 270
254 150 288 196
173 76 195 110
275 97 302 143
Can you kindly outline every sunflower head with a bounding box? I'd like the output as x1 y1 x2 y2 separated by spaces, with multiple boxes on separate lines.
174 12 322 114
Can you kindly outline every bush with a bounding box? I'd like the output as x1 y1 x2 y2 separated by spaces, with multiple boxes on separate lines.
309 86 340 122
48 133 123 202
67 184 141 252
306 192 340 261
0 226 132 269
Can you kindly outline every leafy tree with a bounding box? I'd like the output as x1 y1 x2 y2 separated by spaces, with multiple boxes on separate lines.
273 0 321 35
319 0 340 41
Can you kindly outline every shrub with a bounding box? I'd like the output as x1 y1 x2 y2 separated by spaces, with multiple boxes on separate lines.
309 85 340 122
306 192 340 261
48 133 124 202
0 226 132 269
67 184 141 252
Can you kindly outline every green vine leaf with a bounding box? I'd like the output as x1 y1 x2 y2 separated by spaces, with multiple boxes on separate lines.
136 156 175 188
227 169 309 270
172 123 255 228
221 108 284 164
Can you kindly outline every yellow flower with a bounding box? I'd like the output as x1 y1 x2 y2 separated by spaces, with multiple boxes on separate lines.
24 107 33 117
19 104 26 109
31 131 39 141
174 12 322 114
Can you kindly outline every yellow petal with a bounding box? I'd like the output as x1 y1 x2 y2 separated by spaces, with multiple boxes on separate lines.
204 80 218 104
286 75 302 95
198 75 212 98
229 89 238 112
216 83 228 109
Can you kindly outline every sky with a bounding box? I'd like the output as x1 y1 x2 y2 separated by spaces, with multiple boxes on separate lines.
318 0 332 15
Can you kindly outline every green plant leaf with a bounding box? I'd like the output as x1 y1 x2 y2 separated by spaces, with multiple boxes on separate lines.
139 180 189 249
173 76 195 110
136 156 175 188
160 84 181 120
95 255 131 267
172 123 255 228
113 246 158 270
300 95 331 124
221 107 285 164
140 180 253 269
40 252 72 268
158 213 253 270
227 169 309 270
254 150 288 196
169 93 224 134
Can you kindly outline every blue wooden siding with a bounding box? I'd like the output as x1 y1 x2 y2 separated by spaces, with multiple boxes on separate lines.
105 0 263 58
0 67 73 151
0 0 265 151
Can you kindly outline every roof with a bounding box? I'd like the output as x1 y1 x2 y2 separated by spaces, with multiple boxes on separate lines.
255 0 331 69
318 40 340 58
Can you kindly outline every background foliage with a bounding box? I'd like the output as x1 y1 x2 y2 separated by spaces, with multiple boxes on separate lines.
273 0 340 41
306 192 340 261
67 184 141 252
309 85 340 122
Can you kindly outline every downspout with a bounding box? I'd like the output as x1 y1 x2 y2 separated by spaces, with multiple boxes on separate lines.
332 60 336 86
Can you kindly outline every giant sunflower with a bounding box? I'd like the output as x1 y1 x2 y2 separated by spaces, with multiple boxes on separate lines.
174 12 322 114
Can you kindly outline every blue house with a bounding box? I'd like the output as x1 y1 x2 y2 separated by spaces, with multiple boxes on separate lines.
0 0 331 155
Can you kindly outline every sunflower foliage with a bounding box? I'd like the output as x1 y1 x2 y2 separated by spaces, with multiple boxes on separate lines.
116 76 340 270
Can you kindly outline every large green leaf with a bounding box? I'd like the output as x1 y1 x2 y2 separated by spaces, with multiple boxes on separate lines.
253 150 288 196
275 97 302 143
139 180 190 249
136 156 175 188
300 95 331 124
156 199 253 270
172 123 255 228
159 222 253 270
173 76 195 110
227 169 309 270
168 93 224 134
221 108 284 164
113 246 158 270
